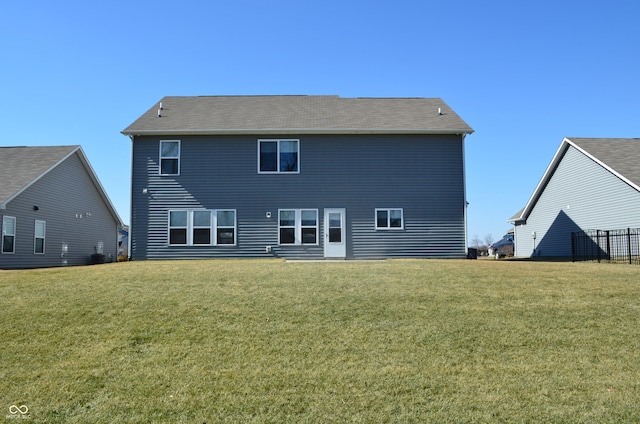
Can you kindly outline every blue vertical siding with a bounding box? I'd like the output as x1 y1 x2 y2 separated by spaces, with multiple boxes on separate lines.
131 134 467 260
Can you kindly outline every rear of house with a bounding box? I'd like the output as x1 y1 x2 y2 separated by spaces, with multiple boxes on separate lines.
123 96 473 260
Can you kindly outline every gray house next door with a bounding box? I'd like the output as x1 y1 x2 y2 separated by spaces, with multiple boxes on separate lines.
324 208 346 258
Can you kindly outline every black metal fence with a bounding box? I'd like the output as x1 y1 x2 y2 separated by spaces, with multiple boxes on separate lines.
572 228 640 265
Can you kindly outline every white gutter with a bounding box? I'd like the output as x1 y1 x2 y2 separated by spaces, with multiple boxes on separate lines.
122 128 475 137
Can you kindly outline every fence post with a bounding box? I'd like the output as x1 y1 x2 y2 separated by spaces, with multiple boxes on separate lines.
628 228 632 265
596 230 601 263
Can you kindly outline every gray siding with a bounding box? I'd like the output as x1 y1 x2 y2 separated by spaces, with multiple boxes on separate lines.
0 153 119 269
131 134 467 260
514 146 640 257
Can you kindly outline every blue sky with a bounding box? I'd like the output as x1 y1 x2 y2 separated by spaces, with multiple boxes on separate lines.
2 0 638 244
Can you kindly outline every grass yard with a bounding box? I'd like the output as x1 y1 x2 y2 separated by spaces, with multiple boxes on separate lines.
1 259 640 423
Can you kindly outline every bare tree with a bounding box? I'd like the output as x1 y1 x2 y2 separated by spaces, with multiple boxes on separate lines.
484 234 494 248
471 234 481 249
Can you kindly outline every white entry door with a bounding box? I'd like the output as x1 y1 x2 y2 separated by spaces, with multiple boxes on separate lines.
324 208 346 258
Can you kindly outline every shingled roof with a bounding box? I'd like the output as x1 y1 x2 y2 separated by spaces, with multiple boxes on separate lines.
510 137 640 223
570 138 640 188
0 145 122 225
122 95 474 136
0 145 79 207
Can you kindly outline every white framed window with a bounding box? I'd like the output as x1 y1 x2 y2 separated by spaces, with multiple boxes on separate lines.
375 208 404 230
160 140 180 175
258 139 300 173
168 209 236 246
279 209 318 245
34 220 46 254
216 210 236 245
2 216 16 254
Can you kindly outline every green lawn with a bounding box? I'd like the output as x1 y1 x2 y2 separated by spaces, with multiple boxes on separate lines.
1 259 639 423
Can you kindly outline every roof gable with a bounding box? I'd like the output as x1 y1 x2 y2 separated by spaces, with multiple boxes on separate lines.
0 145 122 226
122 95 474 136
0 145 79 206
510 137 640 223
569 138 640 189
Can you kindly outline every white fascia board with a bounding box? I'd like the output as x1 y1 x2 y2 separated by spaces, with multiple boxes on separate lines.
122 128 474 137
564 137 640 193
509 138 571 223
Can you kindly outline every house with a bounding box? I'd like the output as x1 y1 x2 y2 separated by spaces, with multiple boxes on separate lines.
509 137 640 258
0 146 124 269
122 95 474 260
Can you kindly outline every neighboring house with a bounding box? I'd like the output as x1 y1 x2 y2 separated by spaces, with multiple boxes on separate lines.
0 146 124 269
509 137 640 258
122 95 474 260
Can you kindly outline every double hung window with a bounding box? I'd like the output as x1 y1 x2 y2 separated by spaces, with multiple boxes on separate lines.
169 210 236 246
375 208 404 230
160 140 180 175
34 220 46 254
2 216 16 253
279 209 318 245
258 140 299 173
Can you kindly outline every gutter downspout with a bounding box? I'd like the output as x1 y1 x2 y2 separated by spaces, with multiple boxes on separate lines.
462 133 468 258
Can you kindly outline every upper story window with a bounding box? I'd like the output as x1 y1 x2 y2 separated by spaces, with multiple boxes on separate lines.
258 139 299 173
160 140 180 175
376 208 404 230
2 216 16 254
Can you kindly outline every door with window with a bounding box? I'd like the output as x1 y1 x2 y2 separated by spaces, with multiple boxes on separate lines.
324 208 346 258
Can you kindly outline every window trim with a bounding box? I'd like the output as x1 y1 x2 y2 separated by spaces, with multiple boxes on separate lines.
34 220 46 254
168 209 237 246
258 139 300 174
160 140 181 176
375 208 404 230
278 209 318 245
2 216 16 254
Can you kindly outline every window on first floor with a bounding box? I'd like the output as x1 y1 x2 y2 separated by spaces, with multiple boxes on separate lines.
34 220 46 254
168 209 236 246
160 140 180 175
258 139 300 173
2 216 16 254
279 209 318 245
375 208 404 230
